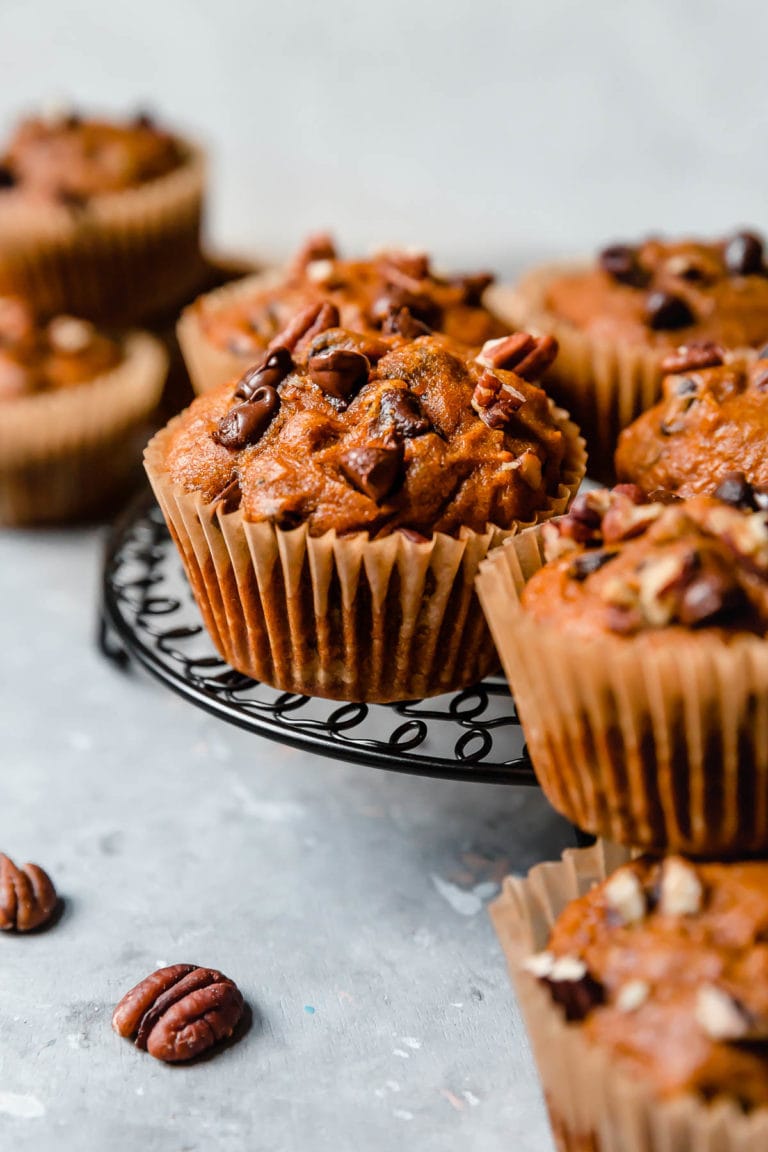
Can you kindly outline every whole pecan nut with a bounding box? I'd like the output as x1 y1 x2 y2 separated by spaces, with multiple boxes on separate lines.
113 964 244 1063
0 853 58 932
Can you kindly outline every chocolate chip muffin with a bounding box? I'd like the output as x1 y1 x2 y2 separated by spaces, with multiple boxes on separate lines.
491 231 768 478
146 307 584 701
492 843 768 1152
0 295 168 525
476 485 768 853
615 342 768 497
177 233 507 395
0 108 206 323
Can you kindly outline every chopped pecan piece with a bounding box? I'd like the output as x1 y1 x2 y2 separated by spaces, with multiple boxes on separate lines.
113 964 245 1063
0 854 58 932
660 342 724 375
471 369 526 429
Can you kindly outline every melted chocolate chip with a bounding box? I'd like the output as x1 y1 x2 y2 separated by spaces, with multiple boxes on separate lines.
235 347 293 400
340 444 403 502
714 472 754 509
212 477 242 514
0 165 15 190
543 970 605 1023
568 549 618 581
371 288 441 329
308 348 369 402
598 244 648 287
212 387 281 450
725 231 765 276
381 307 432 338
378 389 432 437
646 291 694 331
679 569 748 627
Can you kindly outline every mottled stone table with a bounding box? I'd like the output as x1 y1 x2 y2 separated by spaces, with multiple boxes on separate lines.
0 522 572 1151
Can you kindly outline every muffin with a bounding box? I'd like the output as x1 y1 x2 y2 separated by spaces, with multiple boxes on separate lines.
490 231 768 478
476 484 768 854
0 296 168 525
145 308 584 702
0 109 206 324
177 233 507 394
615 342 768 497
492 842 768 1152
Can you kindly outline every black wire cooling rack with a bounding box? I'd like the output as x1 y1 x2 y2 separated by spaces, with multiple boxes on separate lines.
99 490 536 784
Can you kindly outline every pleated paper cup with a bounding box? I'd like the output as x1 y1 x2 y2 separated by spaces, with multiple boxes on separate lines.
144 405 585 703
476 525 768 855
0 332 168 525
491 842 768 1152
177 268 285 396
489 265 712 483
0 147 206 326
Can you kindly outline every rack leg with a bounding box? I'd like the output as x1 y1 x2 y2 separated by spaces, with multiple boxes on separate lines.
97 608 130 670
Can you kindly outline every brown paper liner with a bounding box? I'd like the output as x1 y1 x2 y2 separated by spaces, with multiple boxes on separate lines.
491 842 768 1152
476 526 768 855
0 332 168 525
144 406 585 702
488 266 758 484
0 147 206 326
177 268 285 395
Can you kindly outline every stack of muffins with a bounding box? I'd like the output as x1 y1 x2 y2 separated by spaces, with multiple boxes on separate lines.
477 233 768 1150
0 107 251 525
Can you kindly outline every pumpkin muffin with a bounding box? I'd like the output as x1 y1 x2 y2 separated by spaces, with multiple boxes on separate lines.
0 295 168 524
615 342 768 497
146 307 584 701
492 843 768 1152
177 233 507 394
476 485 768 853
490 232 768 478
0 109 206 324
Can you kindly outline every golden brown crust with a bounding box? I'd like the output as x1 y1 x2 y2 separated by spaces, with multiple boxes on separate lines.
0 296 122 400
616 351 768 497
163 324 573 538
522 488 768 638
545 236 768 351
2 112 184 201
537 856 768 1109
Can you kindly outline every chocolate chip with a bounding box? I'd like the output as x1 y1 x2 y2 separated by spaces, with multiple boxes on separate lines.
568 493 604 531
235 347 293 400
134 110 155 129
679 570 747 627
714 472 754 508
541 961 605 1023
371 288 441 329
212 477 242 514
378 389 432 437
340 444 403 502
568 549 617 581
0 165 15 190
308 348 369 402
725 231 765 276
645 291 694 331
599 244 648 287
381 307 432 339
212 387 281 450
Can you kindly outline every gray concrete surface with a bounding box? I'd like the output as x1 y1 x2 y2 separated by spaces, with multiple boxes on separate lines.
0 523 573 1151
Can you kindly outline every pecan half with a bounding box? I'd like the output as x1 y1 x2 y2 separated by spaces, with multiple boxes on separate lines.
477 333 558 381
660 342 724 375
113 964 244 1063
268 302 340 354
0 854 58 932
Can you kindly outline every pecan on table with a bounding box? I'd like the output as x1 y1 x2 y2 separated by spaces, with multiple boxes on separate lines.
0 853 58 932
112 964 245 1063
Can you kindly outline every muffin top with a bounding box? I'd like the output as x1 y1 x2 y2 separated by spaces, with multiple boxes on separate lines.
193 234 507 358
615 343 768 497
0 110 185 202
0 296 122 401
525 856 768 1109
544 232 768 350
162 304 573 537
523 485 768 639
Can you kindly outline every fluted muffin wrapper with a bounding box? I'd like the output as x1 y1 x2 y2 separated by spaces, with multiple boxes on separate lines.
476 524 768 855
177 268 285 395
0 331 168 525
489 265 704 483
0 148 206 326
491 842 768 1152
144 405 585 702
